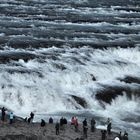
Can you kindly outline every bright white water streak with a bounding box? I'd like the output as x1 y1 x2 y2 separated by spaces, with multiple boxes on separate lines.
0 47 140 139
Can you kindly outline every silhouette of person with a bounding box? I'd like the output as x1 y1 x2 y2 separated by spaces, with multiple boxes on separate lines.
49 117 53 124
123 131 128 140
106 118 112 135
9 112 14 124
55 121 60 135
1 107 6 122
118 131 122 140
91 118 96 132
30 112 34 122
41 119 46 127
83 118 88 138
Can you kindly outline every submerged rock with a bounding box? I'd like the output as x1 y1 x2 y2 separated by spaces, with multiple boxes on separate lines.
71 95 88 108
118 76 140 84
95 85 140 104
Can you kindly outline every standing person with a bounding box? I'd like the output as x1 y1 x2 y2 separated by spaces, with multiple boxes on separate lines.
118 131 122 140
91 118 96 132
106 118 112 135
107 121 112 135
40 119 46 136
123 131 128 140
9 112 14 124
55 121 60 135
41 119 46 127
60 117 64 130
30 112 34 123
49 117 53 124
83 118 88 138
74 117 79 132
71 117 75 125
1 107 6 122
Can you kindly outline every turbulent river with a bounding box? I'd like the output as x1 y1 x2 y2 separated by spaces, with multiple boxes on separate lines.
0 0 140 139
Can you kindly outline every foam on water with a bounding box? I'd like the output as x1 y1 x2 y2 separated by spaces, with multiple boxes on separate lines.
0 47 140 115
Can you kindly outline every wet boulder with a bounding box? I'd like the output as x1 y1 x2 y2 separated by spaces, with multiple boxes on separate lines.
71 95 88 108
95 85 140 104
118 76 140 84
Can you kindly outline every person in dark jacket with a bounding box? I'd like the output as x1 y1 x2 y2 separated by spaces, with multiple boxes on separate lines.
30 112 34 122
1 107 6 122
107 121 112 135
123 131 128 140
83 118 88 138
41 119 46 127
118 131 122 140
91 118 96 132
83 119 87 129
49 117 53 124
55 121 60 135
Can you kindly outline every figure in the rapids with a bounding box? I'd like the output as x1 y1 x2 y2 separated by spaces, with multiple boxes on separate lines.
91 117 96 132
55 121 60 135
9 112 14 124
49 117 53 124
1 107 6 122
41 119 46 127
107 118 112 135
83 118 88 138
101 130 107 140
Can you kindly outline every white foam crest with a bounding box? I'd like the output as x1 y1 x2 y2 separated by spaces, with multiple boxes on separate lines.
100 94 140 119
0 47 140 118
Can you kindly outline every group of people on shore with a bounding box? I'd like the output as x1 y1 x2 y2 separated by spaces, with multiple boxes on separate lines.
1 107 129 140
1 107 14 124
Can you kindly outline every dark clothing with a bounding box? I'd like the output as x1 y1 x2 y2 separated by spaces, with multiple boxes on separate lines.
60 117 64 126
118 132 122 140
49 117 53 124
83 119 88 138
28 117 31 123
30 112 34 122
91 118 96 132
83 126 88 138
41 119 46 127
24 117 27 122
63 118 67 124
123 132 128 140
10 119 13 124
55 123 60 135
101 130 106 140
107 122 112 135
30 112 34 119
123 135 128 140
1 107 6 121
83 119 87 127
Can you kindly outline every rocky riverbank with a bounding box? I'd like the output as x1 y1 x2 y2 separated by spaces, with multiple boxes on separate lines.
0 119 118 140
